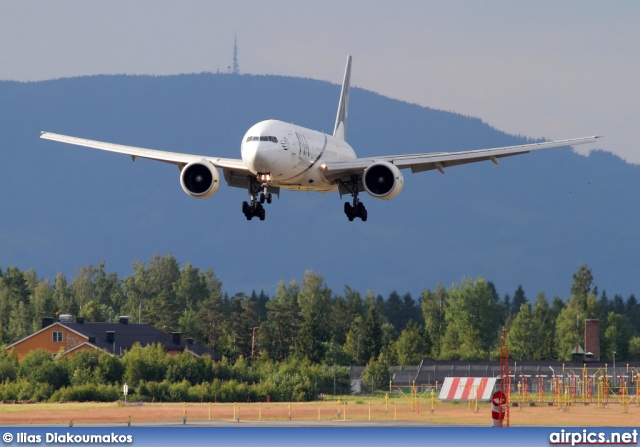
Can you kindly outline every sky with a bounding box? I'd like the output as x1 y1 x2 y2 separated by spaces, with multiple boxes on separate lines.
1 1 638 164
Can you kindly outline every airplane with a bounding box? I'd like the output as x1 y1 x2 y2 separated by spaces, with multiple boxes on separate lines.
41 56 601 222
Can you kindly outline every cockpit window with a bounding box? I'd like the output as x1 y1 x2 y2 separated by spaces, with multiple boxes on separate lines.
246 136 278 143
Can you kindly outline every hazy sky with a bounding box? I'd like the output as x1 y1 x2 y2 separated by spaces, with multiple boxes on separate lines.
1 1 638 163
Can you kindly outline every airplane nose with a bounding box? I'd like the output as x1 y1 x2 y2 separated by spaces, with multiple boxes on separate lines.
242 143 258 172
242 143 273 173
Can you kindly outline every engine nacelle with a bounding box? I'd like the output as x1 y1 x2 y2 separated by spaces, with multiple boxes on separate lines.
363 160 404 200
180 160 220 199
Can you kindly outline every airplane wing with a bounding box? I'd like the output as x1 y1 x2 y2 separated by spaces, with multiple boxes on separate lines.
40 131 250 174
321 136 602 180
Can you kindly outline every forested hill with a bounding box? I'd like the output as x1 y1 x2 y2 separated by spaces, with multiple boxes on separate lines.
0 73 638 300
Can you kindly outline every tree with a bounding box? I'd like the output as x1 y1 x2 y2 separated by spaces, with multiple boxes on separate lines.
252 290 270 320
628 337 640 361
343 316 365 364
195 271 228 351
395 320 429 365
361 305 383 362
0 283 12 343
626 295 640 334
440 277 500 360
385 291 403 331
19 348 69 390
30 280 55 330
502 294 512 323
602 312 631 361
506 303 535 360
344 285 364 319
174 263 209 311
531 292 556 360
555 302 585 361
261 280 300 361
123 254 181 329
93 261 121 309
297 271 332 342
8 300 32 342
178 307 199 338
72 265 95 310
96 352 124 384
227 294 260 361
2 267 30 304
555 265 599 360
328 296 354 346
295 315 324 363
68 349 101 385
361 352 390 393
53 272 77 315
401 292 422 327
511 285 528 316
421 284 446 358
0 348 18 382
363 290 376 311
571 264 595 301
79 300 115 322
122 343 167 385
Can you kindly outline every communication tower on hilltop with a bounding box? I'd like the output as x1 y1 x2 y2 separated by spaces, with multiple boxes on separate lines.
232 34 239 75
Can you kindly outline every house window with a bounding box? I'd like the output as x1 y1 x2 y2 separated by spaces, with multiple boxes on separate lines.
52 331 63 342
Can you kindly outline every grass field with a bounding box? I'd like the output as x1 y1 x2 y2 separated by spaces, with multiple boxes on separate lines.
1 396 639 426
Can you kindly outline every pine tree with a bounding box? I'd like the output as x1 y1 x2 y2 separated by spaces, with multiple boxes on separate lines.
361 306 383 362
262 280 300 360
295 315 324 363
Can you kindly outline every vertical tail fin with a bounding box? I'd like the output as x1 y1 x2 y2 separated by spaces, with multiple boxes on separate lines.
333 55 352 141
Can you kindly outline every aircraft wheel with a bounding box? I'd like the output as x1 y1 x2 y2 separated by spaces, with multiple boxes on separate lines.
361 208 368 222
266 193 272 204
344 202 352 215
242 201 250 214
259 193 266 204
259 207 266 221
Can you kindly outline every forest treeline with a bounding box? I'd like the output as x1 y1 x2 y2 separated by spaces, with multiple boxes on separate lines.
2 255 640 366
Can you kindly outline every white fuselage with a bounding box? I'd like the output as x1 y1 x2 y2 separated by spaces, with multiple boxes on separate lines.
241 120 356 192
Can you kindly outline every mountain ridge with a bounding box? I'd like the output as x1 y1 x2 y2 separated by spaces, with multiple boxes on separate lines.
0 73 635 301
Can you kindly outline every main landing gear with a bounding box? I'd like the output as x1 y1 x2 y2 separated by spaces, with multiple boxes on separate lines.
243 175 273 221
340 176 367 222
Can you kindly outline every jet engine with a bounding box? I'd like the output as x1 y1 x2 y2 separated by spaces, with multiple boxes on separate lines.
180 160 220 199
363 160 404 200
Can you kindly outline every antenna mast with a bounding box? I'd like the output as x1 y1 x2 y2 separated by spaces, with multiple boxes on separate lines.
233 34 239 75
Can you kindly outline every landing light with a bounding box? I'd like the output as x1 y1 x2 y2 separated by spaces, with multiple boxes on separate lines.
258 173 271 182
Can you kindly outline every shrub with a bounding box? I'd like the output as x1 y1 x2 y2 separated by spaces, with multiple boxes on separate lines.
49 383 119 402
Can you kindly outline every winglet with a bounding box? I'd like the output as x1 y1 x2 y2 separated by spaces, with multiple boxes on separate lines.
333 55 352 141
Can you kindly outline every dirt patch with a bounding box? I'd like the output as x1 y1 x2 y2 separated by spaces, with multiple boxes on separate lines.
1 400 638 426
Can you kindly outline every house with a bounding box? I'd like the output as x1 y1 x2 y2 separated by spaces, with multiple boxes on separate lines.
6 315 221 361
